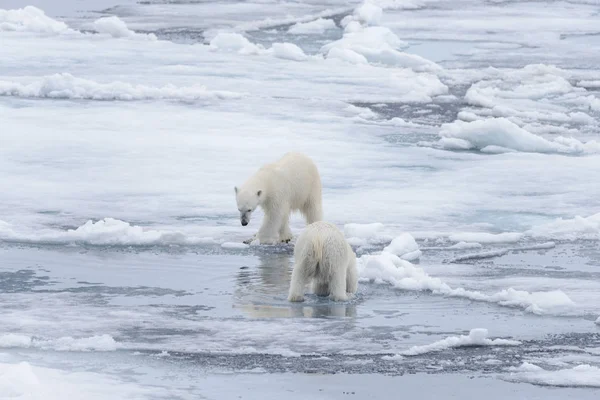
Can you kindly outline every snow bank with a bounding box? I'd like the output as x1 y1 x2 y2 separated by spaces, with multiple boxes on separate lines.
0 6 72 34
322 1 440 72
448 249 509 263
450 241 482 250
398 328 520 356
343 223 394 247
353 2 383 26
270 42 308 61
383 233 421 261
0 73 242 101
0 334 119 352
210 33 308 61
596 317 600 325
463 64 599 127
0 218 216 246
209 32 265 55
509 363 600 388
527 213 600 240
0 361 165 399
448 231 522 244
437 118 600 154
221 242 249 249
344 223 385 239
93 16 157 41
288 18 337 35
358 252 577 315
322 26 440 72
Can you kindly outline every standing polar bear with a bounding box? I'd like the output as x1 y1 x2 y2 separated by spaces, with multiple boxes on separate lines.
235 152 323 245
288 221 358 302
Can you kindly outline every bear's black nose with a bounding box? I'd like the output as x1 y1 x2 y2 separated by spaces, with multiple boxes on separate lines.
241 221 248 226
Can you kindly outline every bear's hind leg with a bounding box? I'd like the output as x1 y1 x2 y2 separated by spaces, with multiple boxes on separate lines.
302 197 323 225
288 258 316 302
328 263 348 302
346 256 358 295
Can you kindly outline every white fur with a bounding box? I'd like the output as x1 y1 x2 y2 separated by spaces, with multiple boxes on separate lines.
235 152 323 245
288 221 358 302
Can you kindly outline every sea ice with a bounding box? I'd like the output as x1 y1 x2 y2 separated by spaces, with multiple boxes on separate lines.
509 363 600 388
397 328 520 356
287 18 336 35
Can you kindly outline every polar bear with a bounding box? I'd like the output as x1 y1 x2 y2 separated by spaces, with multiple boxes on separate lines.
288 221 358 302
235 152 323 245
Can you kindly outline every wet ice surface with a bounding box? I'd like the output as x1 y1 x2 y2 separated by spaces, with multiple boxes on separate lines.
2 0 600 397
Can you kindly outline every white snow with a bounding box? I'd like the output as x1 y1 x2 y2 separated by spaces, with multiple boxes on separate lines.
358 252 577 315
527 213 600 240
322 26 441 72
398 328 520 356
93 16 157 41
210 33 308 61
0 73 243 101
595 317 600 325
271 42 308 61
437 118 600 154
221 242 249 249
287 18 337 35
209 32 264 55
509 363 600 388
448 232 522 244
353 2 383 26
0 334 32 348
325 48 369 64
344 223 385 239
449 242 482 250
0 6 72 34
0 361 169 399
0 218 216 246
0 334 119 352
448 249 509 263
383 233 422 261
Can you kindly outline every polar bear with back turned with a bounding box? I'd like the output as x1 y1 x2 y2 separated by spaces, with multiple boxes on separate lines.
288 221 358 302
234 152 323 245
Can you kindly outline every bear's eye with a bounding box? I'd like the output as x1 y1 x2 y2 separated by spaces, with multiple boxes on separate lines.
247 209 252 212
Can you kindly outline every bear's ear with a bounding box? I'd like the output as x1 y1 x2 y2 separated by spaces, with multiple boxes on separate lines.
257 190 262 197
234 186 238 194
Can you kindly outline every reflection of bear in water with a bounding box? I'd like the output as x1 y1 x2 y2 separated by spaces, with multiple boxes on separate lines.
234 251 357 318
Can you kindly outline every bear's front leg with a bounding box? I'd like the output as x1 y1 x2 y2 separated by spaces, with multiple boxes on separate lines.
257 211 283 245
278 218 293 244
242 233 257 245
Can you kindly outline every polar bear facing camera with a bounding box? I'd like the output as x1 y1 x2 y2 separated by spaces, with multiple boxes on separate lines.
235 152 323 245
288 221 358 302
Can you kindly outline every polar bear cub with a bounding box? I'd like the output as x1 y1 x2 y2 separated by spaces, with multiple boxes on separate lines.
235 152 323 245
288 221 358 302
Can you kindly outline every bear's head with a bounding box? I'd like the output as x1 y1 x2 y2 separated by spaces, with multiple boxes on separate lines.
234 187 262 226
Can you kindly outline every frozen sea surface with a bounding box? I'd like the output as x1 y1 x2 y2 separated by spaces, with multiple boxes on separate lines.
1 0 600 397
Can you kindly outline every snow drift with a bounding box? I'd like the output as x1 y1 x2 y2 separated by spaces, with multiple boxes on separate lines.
357 251 578 315
288 18 337 35
0 73 243 101
509 362 600 388
93 16 157 41
0 6 72 34
322 1 440 72
435 118 600 154
383 233 422 261
0 218 216 246
397 328 520 356
527 213 600 240
0 334 119 352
